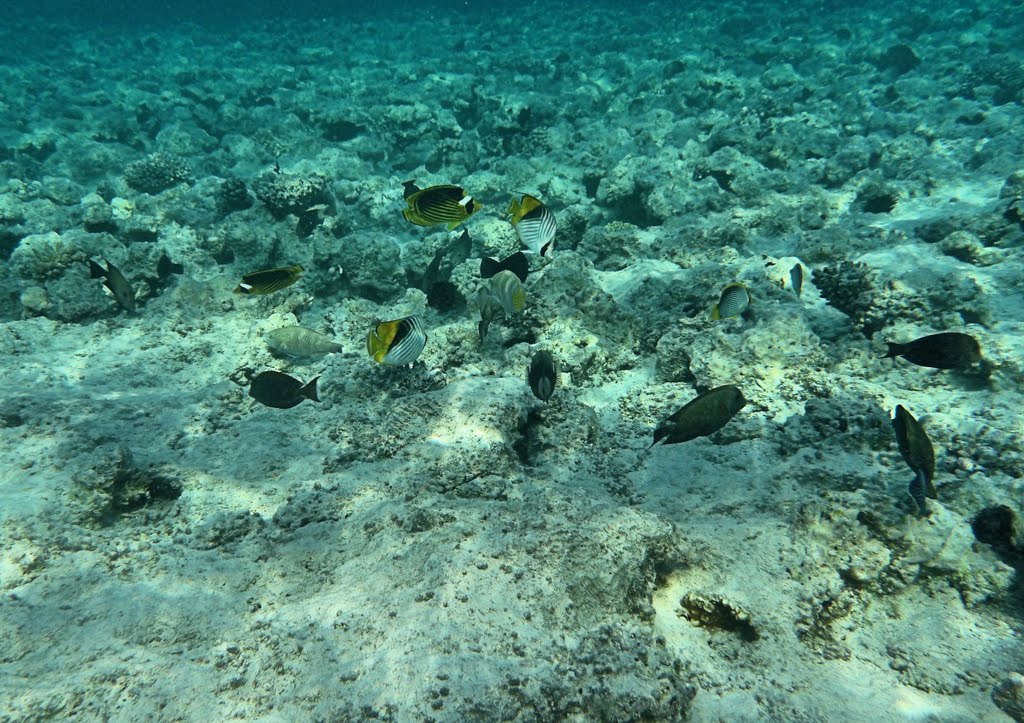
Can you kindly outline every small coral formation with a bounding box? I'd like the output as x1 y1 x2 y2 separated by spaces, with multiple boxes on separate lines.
252 171 331 219
815 260 890 337
9 231 86 281
679 592 759 641
215 178 254 215
123 152 193 194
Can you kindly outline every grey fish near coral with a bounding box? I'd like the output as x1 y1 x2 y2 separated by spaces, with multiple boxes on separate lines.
892 405 936 516
710 283 750 320
248 370 320 409
882 332 981 370
528 350 558 402
88 257 136 313
265 326 343 359
480 251 529 283
648 385 747 451
234 265 304 295
488 270 527 315
477 288 503 342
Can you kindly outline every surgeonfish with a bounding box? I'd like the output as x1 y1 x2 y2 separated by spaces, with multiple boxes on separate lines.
892 405 936 516
882 332 981 370
480 251 529 283
367 316 427 366
234 265 304 295
508 193 556 257
156 253 184 280
477 288 503 342
402 181 482 230
790 263 804 298
265 326 343 359
88 257 136 312
451 228 473 266
248 370 320 409
710 283 750 320
488 270 526 315
647 385 747 451
528 350 558 402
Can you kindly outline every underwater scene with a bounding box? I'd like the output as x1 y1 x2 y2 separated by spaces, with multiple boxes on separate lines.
1 0 1023 720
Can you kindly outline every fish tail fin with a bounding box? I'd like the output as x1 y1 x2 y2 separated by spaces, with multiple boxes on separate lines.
882 342 904 359
480 257 500 278
710 305 721 321
88 258 106 279
301 376 321 403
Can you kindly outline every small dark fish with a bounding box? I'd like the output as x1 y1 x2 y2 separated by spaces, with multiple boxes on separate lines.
402 179 421 200
892 405 936 516
296 204 328 238
528 350 558 402
480 251 529 283
88 257 136 312
421 248 446 293
790 263 804 297
156 253 184 280
882 332 981 370
451 228 473 266
248 370 320 409
402 182 482 229
234 264 304 295
648 385 747 450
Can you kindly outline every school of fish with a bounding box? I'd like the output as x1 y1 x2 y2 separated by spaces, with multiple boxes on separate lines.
86 177 989 518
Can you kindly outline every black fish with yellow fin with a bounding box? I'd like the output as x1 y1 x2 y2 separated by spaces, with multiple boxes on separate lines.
88 257 136 312
480 251 529 283
882 332 981 370
402 181 482 230
647 385 746 451
367 316 427 366
234 264 304 295
892 405 936 516
248 370 320 409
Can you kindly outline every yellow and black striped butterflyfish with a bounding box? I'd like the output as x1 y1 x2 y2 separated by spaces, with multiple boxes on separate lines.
402 180 482 230
367 316 428 366
234 264 304 295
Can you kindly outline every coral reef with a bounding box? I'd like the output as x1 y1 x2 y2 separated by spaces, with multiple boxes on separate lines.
123 152 193 194
251 171 332 219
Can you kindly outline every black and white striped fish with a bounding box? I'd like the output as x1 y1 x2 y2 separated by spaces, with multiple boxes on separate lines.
366 316 427 366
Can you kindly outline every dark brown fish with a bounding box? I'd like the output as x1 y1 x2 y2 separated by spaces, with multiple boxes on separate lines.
88 257 136 312
882 332 981 370
648 385 746 450
248 371 320 409
892 405 936 516
528 350 558 402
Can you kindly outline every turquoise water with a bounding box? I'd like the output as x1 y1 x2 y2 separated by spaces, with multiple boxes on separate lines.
1 2 1022 721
